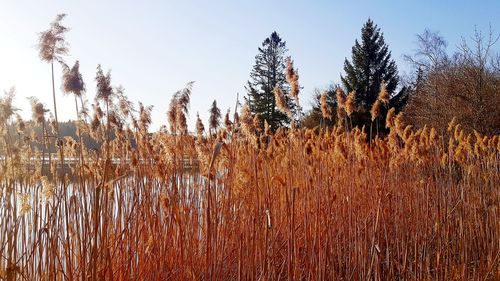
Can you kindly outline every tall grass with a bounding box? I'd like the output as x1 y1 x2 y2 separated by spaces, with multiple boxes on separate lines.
0 84 499 280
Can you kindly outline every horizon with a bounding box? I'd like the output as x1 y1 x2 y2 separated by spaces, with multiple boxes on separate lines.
1 0 500 131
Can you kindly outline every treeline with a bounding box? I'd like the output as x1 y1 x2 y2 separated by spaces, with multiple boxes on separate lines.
5 120 108 153
404 30 500 135
244 19 499 136
1 15 498 148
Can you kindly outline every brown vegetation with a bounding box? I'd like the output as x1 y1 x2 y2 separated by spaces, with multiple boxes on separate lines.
0 14 499 281
405 29 500 135
0 85 499 279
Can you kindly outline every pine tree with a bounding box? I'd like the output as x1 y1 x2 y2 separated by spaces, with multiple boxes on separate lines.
341 19 399 128
245 32 295 131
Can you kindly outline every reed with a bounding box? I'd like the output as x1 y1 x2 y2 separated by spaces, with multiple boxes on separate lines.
0 15 498 280
1 85 499 280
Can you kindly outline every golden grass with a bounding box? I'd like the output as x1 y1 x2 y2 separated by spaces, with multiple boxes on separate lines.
0 98 499 280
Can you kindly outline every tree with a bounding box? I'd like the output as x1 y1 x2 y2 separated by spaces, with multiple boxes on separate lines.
404 28 500 135
341 19 399 129
246 31 295 131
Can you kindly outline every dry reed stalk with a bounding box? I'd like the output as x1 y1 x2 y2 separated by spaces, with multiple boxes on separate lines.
1 84 499 280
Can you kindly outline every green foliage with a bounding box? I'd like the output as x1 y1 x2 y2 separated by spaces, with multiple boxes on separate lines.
341 19 399 128
246 32 295 131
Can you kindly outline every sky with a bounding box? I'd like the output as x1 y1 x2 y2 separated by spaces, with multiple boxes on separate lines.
1 0 499 131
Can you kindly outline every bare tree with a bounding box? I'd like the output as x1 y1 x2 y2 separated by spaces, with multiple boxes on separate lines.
405 28 500 134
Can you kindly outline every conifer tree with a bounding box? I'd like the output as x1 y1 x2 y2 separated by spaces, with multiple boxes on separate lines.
341 19 399 128
245 32 295 131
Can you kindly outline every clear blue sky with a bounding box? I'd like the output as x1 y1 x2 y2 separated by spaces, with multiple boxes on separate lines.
1 1 499 130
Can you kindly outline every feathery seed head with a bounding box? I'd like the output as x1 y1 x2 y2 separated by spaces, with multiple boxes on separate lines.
95 65 114 102
370 99 381 121
286 57 300 105
394 112 406 134
224 109 233 130
195 112 205 139
209 100 221 134
41 176 55 202
264 119 271 136
253 113 261 133
16 115 25 134
386 107 396 128
18 193 31 216
62 60 85 97
335 87 346 108
377 81 390 105
240 103 255 136
447 117 457 132
345 91 356 116
320 92 333 120
273 86 291 117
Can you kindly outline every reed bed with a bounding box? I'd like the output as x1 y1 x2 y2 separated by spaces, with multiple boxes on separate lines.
0 92 499 280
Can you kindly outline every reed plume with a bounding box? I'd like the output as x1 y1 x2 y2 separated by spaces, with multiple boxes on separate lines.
377 81 390 105
15 114 25 134
253 113 261 133
95 65 114 103
264 119 271 135
0 88 17 125
447 117 457 132
138 102 153 132
62 60 85 98
224 109 233 131
209 100 221 137
320 92 333 120
167 82 194 134
336 87 346 109
371 81 390 122
240 103 255 136
345 91 356 116
286 57 300 105
37 14 68 63
196 112 205 139
394 111 406 133
370 99 381 121
386 107 396 128
273 86 291 117
167 96 178 134
28 97 48 124
117 88 134 118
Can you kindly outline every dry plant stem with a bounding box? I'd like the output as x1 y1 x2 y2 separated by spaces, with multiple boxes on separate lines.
1 96 499 280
